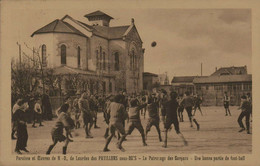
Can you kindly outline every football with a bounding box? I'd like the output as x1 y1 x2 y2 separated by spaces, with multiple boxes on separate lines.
151 41 157 47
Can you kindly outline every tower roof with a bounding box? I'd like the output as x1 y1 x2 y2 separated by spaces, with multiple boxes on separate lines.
84 10 114 19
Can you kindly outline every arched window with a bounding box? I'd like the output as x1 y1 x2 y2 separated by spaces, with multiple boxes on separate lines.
131 49 135 70
96 50 99 70
42 44 47 67
109 82 112 92
77 46 80 67
99 46 102 70
114 52 119 71
61 45 66 65
103 52 106 70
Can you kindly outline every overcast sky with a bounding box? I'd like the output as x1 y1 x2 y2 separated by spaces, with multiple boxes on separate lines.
4 5 251 79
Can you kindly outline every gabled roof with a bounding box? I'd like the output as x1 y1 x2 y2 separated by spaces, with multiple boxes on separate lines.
211 66 247 76
193 74 252 84
32 15 140 41
31 19 86 37
84 10 114 19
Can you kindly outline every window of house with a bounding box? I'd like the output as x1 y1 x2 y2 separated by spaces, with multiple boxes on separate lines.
99 46 102 70
243 83 252 91
103 52 106 70
103 81 106 93
196 85 201 91
130 49 135 70
236 84 242 90
42 44 47 67
114 52 119 71
96 50 99 70
214 84 223 91
61 44 66 65
206 85 209 90
109 82 112 92
77 46 80 67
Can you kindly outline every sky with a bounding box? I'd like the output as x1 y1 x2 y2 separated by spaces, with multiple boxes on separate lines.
3 3 251 80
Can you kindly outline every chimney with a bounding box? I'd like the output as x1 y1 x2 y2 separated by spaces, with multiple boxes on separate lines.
215 67 217 71
131 18 135 25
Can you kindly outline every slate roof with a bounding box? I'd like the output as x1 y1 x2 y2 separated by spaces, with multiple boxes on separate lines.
211 66 247 76
32 18 131 40
31 19 86 37
84 10 114 19
193 74 252 84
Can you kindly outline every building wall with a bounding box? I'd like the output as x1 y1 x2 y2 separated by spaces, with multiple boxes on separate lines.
143 75 159 91
32 26 144 94
195 82 252 106
33 33 54 68
125 27 144 94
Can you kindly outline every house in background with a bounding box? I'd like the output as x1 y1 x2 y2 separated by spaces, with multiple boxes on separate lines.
211 66 247 76
31 10 145 95
194 74 252 106
143 72 159 91
170 66 252 106
171 76 200 96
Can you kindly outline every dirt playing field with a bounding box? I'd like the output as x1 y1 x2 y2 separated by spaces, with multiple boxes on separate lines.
12 106 252 154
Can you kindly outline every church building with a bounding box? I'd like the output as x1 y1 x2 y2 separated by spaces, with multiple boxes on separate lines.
31 10 145 95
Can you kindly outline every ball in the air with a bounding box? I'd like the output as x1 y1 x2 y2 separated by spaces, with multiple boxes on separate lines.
151 41 157 47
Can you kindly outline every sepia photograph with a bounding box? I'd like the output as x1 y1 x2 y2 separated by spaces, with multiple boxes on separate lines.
0 0 259 166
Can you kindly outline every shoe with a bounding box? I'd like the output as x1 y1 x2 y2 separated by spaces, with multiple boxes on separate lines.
39 124 44 127
162 144 167 148
94 126 100 129
86 135 93 138
197 124 200 131
159 138 162 142
15 149 22 154
68 138 74 142
143 143 148 146
12 136 17 140
176 130 181 134
116 144 125 152
239 128 245 132
225 114 228 116
103 148 110 152
32 125 37 128
21 148 29 152
247 131 251 134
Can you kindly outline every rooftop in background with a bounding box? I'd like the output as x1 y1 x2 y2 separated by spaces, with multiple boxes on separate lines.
84 10 114 19
143 72 158 77
193 74 252 84
211 66 247 76
31 19 86 37
171 76 206 83
31 11 136 40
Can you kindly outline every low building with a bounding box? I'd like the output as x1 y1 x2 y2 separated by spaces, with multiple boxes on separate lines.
171 76 200 96
143 72 159 91
193 74 252 106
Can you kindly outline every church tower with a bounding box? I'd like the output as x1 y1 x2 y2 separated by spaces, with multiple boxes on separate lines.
84 10 113 27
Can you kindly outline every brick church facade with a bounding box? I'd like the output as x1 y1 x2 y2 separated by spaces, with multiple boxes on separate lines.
31 11 145 95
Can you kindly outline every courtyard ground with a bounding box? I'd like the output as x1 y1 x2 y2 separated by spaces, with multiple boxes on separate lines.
12 106 252 154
